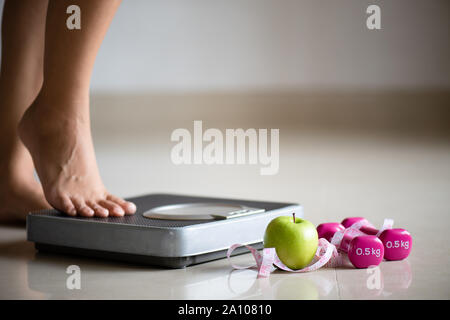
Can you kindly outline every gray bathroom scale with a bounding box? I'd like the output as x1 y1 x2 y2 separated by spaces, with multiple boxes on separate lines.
27 193 302 268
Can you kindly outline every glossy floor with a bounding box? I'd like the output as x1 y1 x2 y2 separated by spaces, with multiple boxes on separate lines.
0 225 441 299
0 92 449 299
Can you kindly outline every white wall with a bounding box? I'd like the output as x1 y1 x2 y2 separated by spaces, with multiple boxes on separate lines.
1 0 449 92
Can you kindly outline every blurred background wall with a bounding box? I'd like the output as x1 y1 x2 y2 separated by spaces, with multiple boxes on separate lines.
1 0 448 92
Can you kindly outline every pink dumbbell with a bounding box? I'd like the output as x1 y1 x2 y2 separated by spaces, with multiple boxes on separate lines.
341 217 412 261
317 223 384 268
316 223 345 242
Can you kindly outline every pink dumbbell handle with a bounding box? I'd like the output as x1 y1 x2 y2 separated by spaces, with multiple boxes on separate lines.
360 225 380 235
330 227 365 252
343 217 394 237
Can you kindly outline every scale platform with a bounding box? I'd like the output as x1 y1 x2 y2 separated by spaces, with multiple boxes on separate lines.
27 193 302 268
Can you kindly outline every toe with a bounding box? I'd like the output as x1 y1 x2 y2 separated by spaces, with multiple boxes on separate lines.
87 201 109 218
80 206 95 217
99 199 125 217
58 195 76 216
106 194 136 215
71 196 94 217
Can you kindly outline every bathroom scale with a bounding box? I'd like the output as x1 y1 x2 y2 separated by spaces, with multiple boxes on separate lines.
27 193 302 268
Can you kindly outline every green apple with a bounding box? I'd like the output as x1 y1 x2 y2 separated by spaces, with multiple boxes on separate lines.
263 215 318 270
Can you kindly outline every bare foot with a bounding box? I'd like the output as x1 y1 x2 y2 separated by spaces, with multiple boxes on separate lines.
0 176 50 224
0 138 50 224
18 95 136 218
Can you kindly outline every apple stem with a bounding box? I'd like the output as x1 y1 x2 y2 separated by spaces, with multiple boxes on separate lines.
293 212 296 223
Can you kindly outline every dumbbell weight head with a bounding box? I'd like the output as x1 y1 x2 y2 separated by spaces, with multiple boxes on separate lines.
341 217 367 229
348 235 384 269
316 223 345 242
378 228 412 261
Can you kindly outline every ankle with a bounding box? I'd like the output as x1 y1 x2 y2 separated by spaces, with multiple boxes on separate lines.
28 89 90 123
38 81 89 109
20 93 89 135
